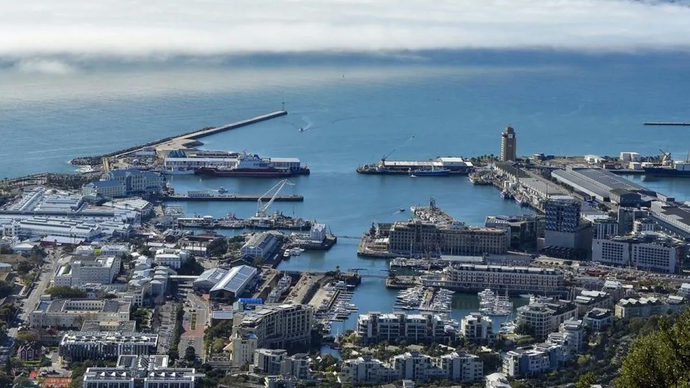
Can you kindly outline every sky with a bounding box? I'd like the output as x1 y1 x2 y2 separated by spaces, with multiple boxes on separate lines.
2 0 690 66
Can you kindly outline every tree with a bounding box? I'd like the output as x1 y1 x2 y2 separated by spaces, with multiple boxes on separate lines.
252 256 265 266
0 281 12 298
617 309 690 388
45 286 87 298
576 371 597 388
184 346 196 362
515 322 534 336
206 238 228 257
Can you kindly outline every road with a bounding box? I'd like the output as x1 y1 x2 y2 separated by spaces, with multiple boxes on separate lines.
178 290 209 363
8 247 64 338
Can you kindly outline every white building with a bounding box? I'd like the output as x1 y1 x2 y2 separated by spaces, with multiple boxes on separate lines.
340 356 392 385
82 181 127 199
253 349 309 379
422 264 564 294
615 297 687 318
503 346 554 377
592 234 681 273
434 352 484 382
233 304 313 349
461 313 494 345
240 233 280 259
30 298 131 329
82 355 197 388
209 265 258 301
56 256 122 287
5 218 102 242
227 332 257 368
107 169 162 195
516 301 578 340
60 331 158 361
99 244 129 257
154 248 189 269
390 352 446 382
357 312 455 344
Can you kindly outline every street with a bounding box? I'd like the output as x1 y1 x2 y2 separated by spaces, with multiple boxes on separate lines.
9 247 63 338
178 288 209 363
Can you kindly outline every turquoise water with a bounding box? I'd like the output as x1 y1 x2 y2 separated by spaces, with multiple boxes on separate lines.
3 51 690 328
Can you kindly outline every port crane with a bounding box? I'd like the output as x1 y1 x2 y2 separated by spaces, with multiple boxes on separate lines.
255 179 295 218
660 149 672 166
381 148 396 163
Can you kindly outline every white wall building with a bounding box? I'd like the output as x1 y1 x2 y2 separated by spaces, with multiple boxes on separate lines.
82 355 197 388
516 301 578 340
154 248 189 269
461 313 494 345
30 298 131 329
357 312 455 344
592 234 680 273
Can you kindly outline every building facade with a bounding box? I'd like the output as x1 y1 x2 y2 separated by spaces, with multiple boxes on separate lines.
233 304 313 349
82 355 197 388
60 332 158 361
421 264 565 294
592 234 681 273
461 313 494 345
500 126 517 162
388 221 509 257
516 301 578 340
357 312 455 344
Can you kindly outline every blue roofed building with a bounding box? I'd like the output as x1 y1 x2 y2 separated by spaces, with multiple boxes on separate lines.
240 233 281 259
193 268 229 292
209 265 259 301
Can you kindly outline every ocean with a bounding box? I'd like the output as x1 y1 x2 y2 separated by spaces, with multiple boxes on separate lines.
2 50 690 328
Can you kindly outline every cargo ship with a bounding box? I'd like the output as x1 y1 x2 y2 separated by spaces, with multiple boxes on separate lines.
639 150 690 177
357 156 473 175
163 149 309 176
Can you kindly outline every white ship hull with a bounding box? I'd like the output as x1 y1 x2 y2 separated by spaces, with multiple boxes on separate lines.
162 169 196 175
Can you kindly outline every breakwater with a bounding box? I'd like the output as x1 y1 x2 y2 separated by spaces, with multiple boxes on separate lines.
163 193 303 202
70 110 288 165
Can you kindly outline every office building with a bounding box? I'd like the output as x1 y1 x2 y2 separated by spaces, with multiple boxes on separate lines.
592 233 682 273
503 344 562 377
30 298 131 329
59 332 158 361
461 313 494 345
340 355 394 385
544 196 591 252
82 355 197 388
54 256 121 287
500 126 517 162
421 264 564 294
516 301 577 340
357 312 456 344
389 352 447 382
573 290 613 316
585 216 619 239
618 207 648 235
233 304 313 349
107 169 163 195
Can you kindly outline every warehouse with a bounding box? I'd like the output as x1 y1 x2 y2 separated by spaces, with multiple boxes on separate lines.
209 265 259 301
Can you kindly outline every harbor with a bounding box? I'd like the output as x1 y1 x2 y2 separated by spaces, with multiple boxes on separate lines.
163 192 304 202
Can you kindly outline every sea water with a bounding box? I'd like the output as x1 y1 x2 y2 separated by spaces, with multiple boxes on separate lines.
2 50 690 328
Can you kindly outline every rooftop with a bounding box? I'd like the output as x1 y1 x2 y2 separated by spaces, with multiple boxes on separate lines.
209 265 257 294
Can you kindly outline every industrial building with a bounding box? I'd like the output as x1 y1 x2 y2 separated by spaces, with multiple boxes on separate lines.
193 268 229 292
551 167 650 205
240 232 281 259
59 331 158 361
209 265 259 301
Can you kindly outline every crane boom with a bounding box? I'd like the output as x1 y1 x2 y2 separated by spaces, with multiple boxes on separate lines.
382 148 396 162
256 179 295 217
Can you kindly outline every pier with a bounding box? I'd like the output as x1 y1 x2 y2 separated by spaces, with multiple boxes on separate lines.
153 111 288 153
163 193 303 202
643 122 690 126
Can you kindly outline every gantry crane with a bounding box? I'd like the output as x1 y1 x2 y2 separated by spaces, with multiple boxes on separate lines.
255 179 295 218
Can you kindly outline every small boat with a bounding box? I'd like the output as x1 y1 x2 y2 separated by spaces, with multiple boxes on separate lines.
399 208 405 212
289 247 305 256
283 251 291 258
299 127 305 132
500 191 512 200
218 186 228 194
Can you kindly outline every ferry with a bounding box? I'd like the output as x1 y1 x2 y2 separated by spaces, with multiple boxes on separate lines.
163 149 310 176
195 154 293 178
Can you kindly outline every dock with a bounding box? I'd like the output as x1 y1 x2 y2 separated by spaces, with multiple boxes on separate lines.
643 122 690 126
163 193 303 202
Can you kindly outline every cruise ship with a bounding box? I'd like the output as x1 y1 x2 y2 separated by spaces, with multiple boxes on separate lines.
163 149 310 176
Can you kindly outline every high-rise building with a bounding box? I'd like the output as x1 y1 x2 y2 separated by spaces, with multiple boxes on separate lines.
500 126 517 162
543 196 592 257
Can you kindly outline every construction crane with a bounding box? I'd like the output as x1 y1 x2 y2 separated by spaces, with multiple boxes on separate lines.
381 148 396 163
255 179 295 218
660 149 672 166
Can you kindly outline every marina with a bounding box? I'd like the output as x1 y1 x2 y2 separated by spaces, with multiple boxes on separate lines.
395 286 455 314
478 289 513 316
